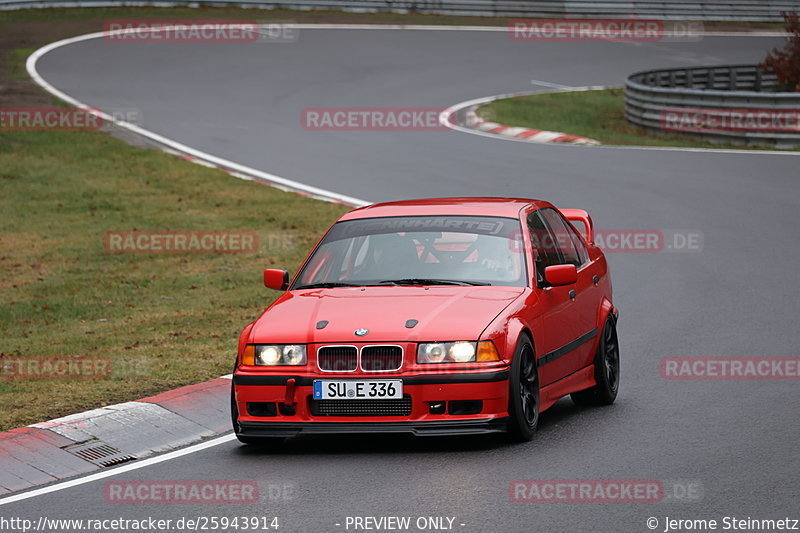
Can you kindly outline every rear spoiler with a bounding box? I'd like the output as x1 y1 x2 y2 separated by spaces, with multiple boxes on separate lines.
560 209 594 245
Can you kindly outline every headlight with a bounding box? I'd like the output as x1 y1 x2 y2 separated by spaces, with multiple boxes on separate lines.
253 344 307 366
450 341 477 362
417 341 477 363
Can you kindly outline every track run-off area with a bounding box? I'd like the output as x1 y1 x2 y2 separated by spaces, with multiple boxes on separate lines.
2 24 799 532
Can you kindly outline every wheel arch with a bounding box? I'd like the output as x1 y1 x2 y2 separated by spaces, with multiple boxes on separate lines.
503 318 535 364
593 298 618 357
596 297 617 331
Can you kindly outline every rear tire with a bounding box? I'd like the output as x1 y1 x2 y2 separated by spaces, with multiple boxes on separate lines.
571 314 619 406
507 335 539 442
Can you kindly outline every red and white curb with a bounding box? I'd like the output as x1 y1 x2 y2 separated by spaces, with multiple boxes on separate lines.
441 87 607 146
0 376 232 496
463 106 600 145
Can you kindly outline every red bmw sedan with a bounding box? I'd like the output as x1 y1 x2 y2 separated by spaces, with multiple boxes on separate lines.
232 198 619 443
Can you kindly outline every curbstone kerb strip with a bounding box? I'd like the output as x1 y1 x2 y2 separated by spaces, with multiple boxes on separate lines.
463 105 601 145
137 376 232 434
0 376 232 497
0 427 98 494
440 88 608 146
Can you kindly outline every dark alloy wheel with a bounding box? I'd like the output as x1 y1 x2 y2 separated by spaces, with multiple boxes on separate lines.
572 314 619 406
508 336 539 441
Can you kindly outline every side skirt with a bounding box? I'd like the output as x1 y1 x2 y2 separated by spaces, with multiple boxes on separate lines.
539 365 596 412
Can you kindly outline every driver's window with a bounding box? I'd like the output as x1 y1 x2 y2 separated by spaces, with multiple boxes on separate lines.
539 208 584 268
527 211 562 287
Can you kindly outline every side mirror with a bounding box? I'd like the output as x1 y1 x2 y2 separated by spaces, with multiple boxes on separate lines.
264 269 290 291
544 264 577 287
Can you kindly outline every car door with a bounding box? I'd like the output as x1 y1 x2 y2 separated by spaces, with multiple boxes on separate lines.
526 210 583 386
537 208 600 376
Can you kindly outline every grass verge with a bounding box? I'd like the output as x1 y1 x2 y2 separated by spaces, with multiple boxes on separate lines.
476 88 798 150
0 6 384 431
0 126 350 431
0 5 790 431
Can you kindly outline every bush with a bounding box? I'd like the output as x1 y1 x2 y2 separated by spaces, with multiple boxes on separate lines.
760 11 800 92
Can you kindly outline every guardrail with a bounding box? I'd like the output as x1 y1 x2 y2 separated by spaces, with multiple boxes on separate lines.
1 0 799 21
625 65 800 148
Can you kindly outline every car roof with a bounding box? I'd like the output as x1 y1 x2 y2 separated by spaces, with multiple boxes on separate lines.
339 197 551 220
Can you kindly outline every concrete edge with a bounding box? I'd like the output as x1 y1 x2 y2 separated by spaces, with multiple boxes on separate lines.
0 375 233 496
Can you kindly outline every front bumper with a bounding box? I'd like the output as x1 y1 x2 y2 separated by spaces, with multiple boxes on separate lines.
237 418 510 438
232 369 510 437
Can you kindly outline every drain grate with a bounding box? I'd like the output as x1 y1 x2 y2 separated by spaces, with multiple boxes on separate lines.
64 441 136 467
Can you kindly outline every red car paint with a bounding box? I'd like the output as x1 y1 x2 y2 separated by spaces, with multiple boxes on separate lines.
232 198 616 438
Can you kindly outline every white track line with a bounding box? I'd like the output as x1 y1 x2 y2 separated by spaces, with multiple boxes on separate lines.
27 25 799 185
9 21 794 503
529 79 581 90
0 434 237 506
26 30 371 208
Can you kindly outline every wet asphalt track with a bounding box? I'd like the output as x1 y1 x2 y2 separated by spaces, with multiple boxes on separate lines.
5 29 800 532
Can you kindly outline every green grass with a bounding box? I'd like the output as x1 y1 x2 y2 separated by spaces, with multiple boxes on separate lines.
0 1 514 434
0 127 349 430
477 88 798 150
0 4 393 430
0 5 789 431
5 48 34 81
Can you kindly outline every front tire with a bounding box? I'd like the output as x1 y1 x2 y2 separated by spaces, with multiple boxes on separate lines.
571 314 619 406
507 335 539 441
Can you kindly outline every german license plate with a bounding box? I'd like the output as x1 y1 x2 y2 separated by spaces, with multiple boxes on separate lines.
313 380 403 400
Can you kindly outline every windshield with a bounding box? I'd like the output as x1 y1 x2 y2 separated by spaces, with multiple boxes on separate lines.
293 215 527 288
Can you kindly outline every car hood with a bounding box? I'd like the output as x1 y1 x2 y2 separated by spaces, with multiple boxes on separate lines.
249 286 525 343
